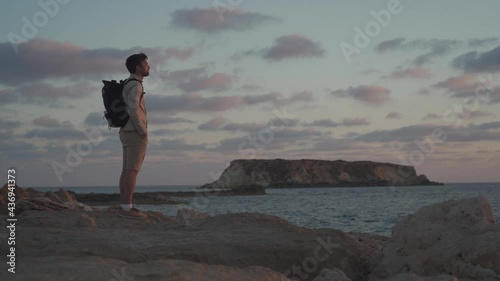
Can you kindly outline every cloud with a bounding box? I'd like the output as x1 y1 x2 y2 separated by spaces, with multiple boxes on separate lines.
156 138 207 151
309 118 370 127
375 38 499 65
342 117 370 126
147 90 313 114
433 75 500 103
468 38 500 47
355 124 443 143
0 120 22 130
84 112 105 126
24 127 83 139
0 89 17 103
467 110 496 119
221 122 265 132
418 88 431 95
32 116 60 128
233 34 326 62
237 84 264 92
147 114 195 125
384 67 433 79
147 93 243 113
375 38 406 53
0 39 192 86
211 127 323 152
244 92 281 105
355 122 500 143
422 113 441 120
170 8 279 33
158 66 208 85
273 91 314 107
158 66 235 93
452 45 500 73
385 112 402 119
331 85 391 105
21 81 95 101
434 75 478 92
198 116 228 130
165 46 196 61
312 138 366 152
1 81 97 107
267 117 300 128
263 34 326 61
150 128 190 136
178 72 234 92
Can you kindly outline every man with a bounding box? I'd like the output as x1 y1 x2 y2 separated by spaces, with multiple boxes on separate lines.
119 53 150 218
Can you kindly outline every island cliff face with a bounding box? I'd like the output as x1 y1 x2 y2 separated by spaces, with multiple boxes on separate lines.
200 159 441 189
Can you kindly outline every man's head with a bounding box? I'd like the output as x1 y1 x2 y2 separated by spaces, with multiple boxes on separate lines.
126 53 150 77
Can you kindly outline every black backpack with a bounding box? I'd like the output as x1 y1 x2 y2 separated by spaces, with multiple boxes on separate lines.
101 78 140 128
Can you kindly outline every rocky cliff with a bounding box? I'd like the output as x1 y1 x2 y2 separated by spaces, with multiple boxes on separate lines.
200 159 441 189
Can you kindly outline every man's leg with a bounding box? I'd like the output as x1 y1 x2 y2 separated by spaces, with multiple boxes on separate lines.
121 169 139 205
119 169 125 204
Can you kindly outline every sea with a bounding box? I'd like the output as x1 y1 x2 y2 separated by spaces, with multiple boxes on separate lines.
32 182 500 236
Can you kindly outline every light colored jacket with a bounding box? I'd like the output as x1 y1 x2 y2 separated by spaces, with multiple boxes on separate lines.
120 74 148 136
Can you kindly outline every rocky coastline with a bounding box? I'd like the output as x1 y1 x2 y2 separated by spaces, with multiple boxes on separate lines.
200 159 442 189
0 183 498 281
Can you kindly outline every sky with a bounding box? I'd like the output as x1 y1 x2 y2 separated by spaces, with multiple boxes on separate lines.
1 0 500 187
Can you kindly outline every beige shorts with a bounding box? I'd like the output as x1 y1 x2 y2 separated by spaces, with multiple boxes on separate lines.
120 130 148 171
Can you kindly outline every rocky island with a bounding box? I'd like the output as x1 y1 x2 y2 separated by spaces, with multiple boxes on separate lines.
200 159 441 189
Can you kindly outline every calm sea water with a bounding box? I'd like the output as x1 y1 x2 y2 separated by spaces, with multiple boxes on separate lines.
33 183 500 236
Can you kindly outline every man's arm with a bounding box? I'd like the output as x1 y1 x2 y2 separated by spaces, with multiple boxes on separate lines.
125 84 147 136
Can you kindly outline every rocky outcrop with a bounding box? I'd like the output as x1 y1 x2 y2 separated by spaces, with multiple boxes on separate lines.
0 184 92 214
368 197 500 281
74 188 265 205
200 159 441 189
1 184 498 281
1 208 385 281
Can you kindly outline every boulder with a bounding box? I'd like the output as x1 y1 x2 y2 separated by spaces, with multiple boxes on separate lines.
312 268 352 281
0 256 291 281
369 197 500 281
0 183 28 214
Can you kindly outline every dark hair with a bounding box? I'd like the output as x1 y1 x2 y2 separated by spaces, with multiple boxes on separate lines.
125 53 148 74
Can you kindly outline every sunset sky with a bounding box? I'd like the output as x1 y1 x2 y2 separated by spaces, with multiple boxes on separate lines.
1 0 500 187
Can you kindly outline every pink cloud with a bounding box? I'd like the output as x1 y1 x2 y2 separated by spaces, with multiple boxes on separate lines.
342 117 370 126
0 38 190 85
165 47 196 61
385 67 434 79
385 112 402 119
264 34 326 61
32 116 60 128
331 85 391 105
179 72 234 92
198 116 229 130
170 8 279 33
434 75 479 92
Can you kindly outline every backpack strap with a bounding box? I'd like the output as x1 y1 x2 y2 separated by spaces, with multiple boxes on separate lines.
123 78 145 102
124 78 142 85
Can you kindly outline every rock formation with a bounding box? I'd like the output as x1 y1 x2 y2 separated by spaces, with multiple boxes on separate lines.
368 197 500 281
1 185 498 281
200 159 441 189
